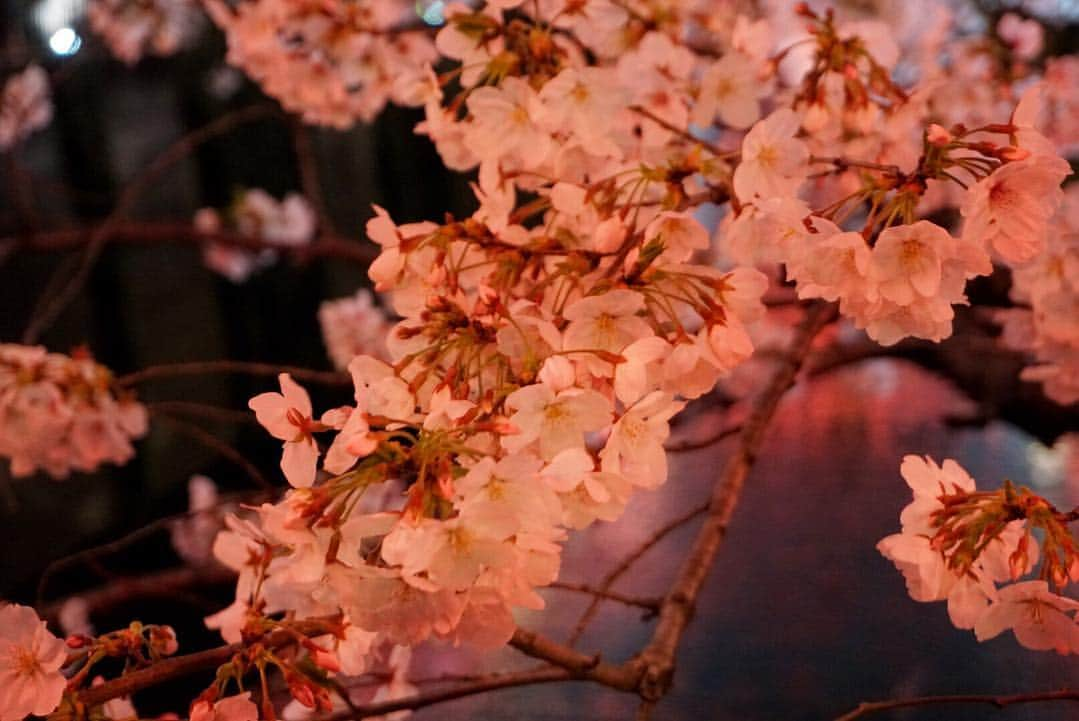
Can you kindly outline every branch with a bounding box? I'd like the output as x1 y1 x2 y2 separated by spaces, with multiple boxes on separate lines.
76 618 337 706
150 410 271 490
22 105 280 343
508 628 640 691
116 360 350 388
634 302 837 702
41 565 235 626
36 490 267 607
834 689 1079 721
326 667 573 720
547 581 660 612
4 221 377 265
566 501 709 647
628 105 731 158
145 401 257 425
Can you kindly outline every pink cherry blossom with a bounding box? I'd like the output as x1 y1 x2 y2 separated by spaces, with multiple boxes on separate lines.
960 155 1072 265
733 108 809 202
0 604 67 721
974 581 1079 654
250 373 322 488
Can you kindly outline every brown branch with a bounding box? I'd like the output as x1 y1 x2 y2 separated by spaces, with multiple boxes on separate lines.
289 118 337 237
36 490 268 607
628 105 731 158
834 689 1079 721
547 581 661 612
326 667 573 720
665 422 742 452
809 155 902 176
76 618 337 707
22 105 280 343
633 302 836 703
117 360 350 388
4 221 377 265
508 629 640 691
566 501 709 647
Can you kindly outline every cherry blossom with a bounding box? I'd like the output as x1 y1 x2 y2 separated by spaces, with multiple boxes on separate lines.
0 604 67 721
960 155 1072 265
733 109 809 202
88 0 202 64
249 374 322 488
974 581 1079 654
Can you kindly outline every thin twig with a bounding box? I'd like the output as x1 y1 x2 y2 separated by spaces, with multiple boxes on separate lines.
326 667 574 720
35 490 267 608
834 689 1079 721
547 581 661 612
665 423 742 452
41 565 236 625
145 401 257 425
117 360 350 388
628 105 731 158
150 410 271 490
566 501 710 647
6 221 377 265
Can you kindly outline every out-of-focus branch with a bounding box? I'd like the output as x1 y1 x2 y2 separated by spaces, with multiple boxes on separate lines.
36 490 267 608
3 221 377 265
41 565 235 626
117 359 350 388
20 105 279 344
150 410 271 490
145 401 257 425
834 689 1079 720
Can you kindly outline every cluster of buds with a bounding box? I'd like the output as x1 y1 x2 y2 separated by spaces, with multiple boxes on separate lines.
879 456 1079 654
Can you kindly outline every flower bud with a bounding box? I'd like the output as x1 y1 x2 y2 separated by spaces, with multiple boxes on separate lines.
926 124 953 146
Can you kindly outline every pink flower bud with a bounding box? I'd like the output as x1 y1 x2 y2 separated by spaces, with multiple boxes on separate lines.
926 124 952 146
594 217 626 253
997 146 1030 161
312 648 341 673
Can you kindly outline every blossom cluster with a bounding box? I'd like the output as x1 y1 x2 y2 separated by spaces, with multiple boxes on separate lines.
195 189 316 282
7 0 1079 717
203 0 437 127
0 66 51 152
996 184 1079 405
195 0 1077 700
88 0 203 65
879 455 1079 654
0 345 147 479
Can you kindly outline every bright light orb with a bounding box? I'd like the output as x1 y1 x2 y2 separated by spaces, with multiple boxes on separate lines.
48 27 81 56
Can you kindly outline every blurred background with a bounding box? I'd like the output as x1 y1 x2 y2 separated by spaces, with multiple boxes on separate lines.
1 0 1079 719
